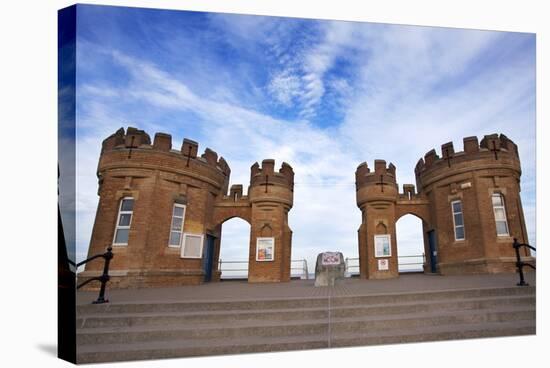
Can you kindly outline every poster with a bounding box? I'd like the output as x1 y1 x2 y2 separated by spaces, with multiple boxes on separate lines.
374 234 392 257
256 237 275 261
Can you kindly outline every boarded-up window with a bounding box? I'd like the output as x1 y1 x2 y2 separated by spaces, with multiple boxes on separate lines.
181 233 203 259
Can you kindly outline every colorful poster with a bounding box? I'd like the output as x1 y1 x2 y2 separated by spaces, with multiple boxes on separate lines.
256 237 275 261
374 234 392 257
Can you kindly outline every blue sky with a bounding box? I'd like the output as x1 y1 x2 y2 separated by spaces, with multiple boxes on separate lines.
73 5 536 272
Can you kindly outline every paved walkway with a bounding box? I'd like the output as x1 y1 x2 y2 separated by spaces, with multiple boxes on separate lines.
76 272 536 305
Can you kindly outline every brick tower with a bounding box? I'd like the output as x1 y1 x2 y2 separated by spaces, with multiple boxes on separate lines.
248 160 294 282
80 127 294 288
356 133 533 279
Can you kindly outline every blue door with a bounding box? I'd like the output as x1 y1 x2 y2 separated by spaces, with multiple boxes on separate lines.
427 230 438 273
203 235 215 282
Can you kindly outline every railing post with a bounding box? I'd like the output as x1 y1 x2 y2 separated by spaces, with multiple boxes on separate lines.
513 238 529 286
93 247 113 304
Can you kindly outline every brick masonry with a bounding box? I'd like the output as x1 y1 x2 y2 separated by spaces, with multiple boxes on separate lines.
355 133 534 279
80 127 294 288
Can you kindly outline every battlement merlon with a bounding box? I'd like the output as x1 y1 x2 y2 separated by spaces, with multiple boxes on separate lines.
402 184 416 197
355 160 397 188
99 127 232 179
102 127 151 152
229 184 243 199
415 133 521 175
249 159 294 188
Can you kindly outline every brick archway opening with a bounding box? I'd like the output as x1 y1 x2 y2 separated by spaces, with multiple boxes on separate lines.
217 216 251 280
395 213 426 273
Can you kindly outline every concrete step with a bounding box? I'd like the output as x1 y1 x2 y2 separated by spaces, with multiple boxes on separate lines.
77 305 534 346
329 306 535 334
329 319 535 347
76 285 536 363
77 286 535 316
77 294 534 329
77 332 328 364
76 319 535 364
330 294 534 318
329 286 535 307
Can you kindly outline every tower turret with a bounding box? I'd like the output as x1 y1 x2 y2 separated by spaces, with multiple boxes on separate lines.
247 160 294 282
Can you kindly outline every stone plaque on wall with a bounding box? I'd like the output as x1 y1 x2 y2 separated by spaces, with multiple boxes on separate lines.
321 252 341 265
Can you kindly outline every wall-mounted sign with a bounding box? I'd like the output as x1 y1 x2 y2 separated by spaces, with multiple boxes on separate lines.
256 237 275 261
321 252 341 266
374 234 392 258
378 259 389 271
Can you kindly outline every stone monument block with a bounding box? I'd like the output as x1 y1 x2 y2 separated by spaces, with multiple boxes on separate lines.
314 251 345 287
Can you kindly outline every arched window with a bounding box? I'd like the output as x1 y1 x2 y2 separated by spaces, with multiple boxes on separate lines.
113 197 134 246
492 193 509 236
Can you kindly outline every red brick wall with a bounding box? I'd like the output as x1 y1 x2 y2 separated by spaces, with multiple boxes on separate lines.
356 134 533 278
82 128 294 288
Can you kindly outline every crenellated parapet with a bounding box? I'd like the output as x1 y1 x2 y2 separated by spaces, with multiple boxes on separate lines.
355 160 399 209
414 134 521 192
99 127 231 193
248 159 294 209
355 160 397 188
250 159 294 189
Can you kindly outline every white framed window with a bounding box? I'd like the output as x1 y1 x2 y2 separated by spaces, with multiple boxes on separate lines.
168 203 186 247
451 200 465 241
256 237 275 261
181 233 204 259
113 197 134 246
492 193 509 236
374 234 392 257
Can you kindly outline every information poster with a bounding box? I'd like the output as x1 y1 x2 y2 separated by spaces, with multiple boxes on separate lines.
256 237 275 261
374 234 392 257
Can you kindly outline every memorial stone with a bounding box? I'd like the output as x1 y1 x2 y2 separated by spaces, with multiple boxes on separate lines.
314 251 345 287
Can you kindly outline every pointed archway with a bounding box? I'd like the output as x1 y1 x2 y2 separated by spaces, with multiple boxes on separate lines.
217 217 251 280
395 214 425 273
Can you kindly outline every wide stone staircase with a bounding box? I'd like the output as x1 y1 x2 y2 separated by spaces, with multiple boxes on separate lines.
76 286 535 363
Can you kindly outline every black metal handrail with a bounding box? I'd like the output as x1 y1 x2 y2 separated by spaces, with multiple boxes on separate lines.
513 238 536 286
70 247 114 304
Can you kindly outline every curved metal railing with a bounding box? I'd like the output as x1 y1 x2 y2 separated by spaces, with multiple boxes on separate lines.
513 238 536 286
70 247 114 304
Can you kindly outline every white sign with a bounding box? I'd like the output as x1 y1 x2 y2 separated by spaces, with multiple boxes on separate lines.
256 237 275 262
321 252 341 265
181 233 204 259
378 259 389 271
374 234 392 258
